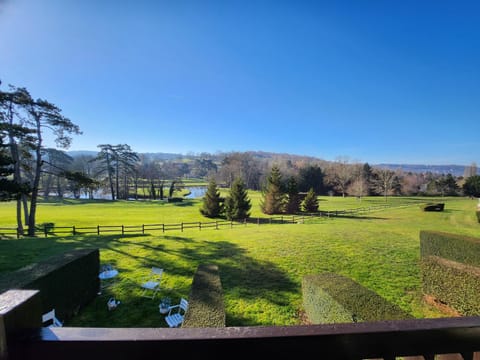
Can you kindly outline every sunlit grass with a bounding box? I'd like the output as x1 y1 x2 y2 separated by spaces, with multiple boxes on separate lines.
0 195 478 327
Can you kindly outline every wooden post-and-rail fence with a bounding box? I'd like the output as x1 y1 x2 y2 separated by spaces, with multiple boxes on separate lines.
0 202 412 239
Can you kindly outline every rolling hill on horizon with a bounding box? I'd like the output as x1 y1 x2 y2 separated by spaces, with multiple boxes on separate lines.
67 150 476 177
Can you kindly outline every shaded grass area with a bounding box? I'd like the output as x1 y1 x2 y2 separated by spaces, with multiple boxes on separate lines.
0 196 478 327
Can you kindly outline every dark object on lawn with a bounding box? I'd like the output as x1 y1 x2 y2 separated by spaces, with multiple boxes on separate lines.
421 203 445 212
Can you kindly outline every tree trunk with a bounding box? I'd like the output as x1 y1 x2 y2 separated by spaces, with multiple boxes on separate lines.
27 117 42 237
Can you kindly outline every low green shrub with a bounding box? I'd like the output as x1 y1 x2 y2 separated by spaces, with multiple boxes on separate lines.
420 230 480 267
182 264 225 328
0 248 99 321
421 203 445 212
302 273 412 324
420 230 480 315
421 257 480 315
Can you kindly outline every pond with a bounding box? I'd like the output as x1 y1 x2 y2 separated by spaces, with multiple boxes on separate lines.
184 186 207 199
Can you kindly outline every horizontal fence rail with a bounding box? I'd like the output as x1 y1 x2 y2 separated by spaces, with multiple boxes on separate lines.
7 317 480 360
0 202 416 238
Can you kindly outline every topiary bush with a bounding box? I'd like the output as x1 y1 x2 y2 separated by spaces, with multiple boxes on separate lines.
421 203 445 212
420 230 480 315
182 264 225 328
302 273 412 324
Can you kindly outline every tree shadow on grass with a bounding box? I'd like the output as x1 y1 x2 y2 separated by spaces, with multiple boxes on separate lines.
1 232 299 327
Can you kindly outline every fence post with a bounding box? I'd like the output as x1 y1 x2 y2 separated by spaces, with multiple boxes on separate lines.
257 217 260 225
181 222 183 232
215 221 218 230
44 224 48 238
199 222 201 231
230 221 233 228
122 225 124 236
72 226 76 235
16 227 19 239
142 224 144 234
97 225 100 235
292 215 295 224
281 216 283 224
269 217 272 224
244 218 247 226
162 224 165 233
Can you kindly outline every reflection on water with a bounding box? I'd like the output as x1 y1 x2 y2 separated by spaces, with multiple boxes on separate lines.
185 186 207 199
60 186 207 200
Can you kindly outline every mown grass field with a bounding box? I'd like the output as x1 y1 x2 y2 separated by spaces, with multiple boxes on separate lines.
0 194 478 328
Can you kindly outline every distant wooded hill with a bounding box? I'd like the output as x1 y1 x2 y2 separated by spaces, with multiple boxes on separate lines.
67 150 474 176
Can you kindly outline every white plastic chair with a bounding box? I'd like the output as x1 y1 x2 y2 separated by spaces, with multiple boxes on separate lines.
165 298 188 328
140 267 163 299
42 309 63 328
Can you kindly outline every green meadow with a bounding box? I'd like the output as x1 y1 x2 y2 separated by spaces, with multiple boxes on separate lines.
0 194 478 327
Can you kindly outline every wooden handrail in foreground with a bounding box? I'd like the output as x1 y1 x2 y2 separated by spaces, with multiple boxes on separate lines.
6 316 480 360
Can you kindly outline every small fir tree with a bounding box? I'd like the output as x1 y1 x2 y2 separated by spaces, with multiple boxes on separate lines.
260 165 285 214
224 177 251 220
302 187 319 213
200 178 223 218
284 176 301 214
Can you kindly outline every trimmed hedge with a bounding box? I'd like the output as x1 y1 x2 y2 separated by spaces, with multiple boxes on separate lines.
420 230 480 268
420 230 480 315
302 273 412 324
421 257 480 315
0 248 100 322
421 203 445 212
182 264 226 328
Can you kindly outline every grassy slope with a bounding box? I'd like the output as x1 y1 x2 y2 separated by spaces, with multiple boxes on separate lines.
0 195 478 327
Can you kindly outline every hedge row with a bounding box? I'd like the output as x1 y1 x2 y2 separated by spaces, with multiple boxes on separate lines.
302 273 412 324
420 230 480 268
182 264 226 328
421 257 480 315
0 248 99 322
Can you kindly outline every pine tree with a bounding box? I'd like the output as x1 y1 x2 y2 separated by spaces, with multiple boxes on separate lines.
284 176 300 214
224 177 251 220
302 187 319 213
200 178 223 218
260 165 285 214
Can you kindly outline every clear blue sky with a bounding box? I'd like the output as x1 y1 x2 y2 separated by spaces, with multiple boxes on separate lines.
1 0 479 165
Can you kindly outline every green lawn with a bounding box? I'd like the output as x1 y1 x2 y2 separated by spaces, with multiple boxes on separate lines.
0 195 478 327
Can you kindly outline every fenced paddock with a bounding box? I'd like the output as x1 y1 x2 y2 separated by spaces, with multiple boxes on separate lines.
0 202 416 239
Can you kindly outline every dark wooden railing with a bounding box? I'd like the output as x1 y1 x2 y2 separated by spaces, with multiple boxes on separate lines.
6 317 480 360
1 290 480 360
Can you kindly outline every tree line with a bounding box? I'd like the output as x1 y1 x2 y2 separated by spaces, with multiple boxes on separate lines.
2 81 480 234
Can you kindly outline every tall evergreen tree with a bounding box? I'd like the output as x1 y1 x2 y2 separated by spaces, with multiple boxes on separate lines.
301 187 319 213
200 178 223 218
260 165 285 214
224 177 251 220
298 164 324 194
284 176 301 214
463 175 480 198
